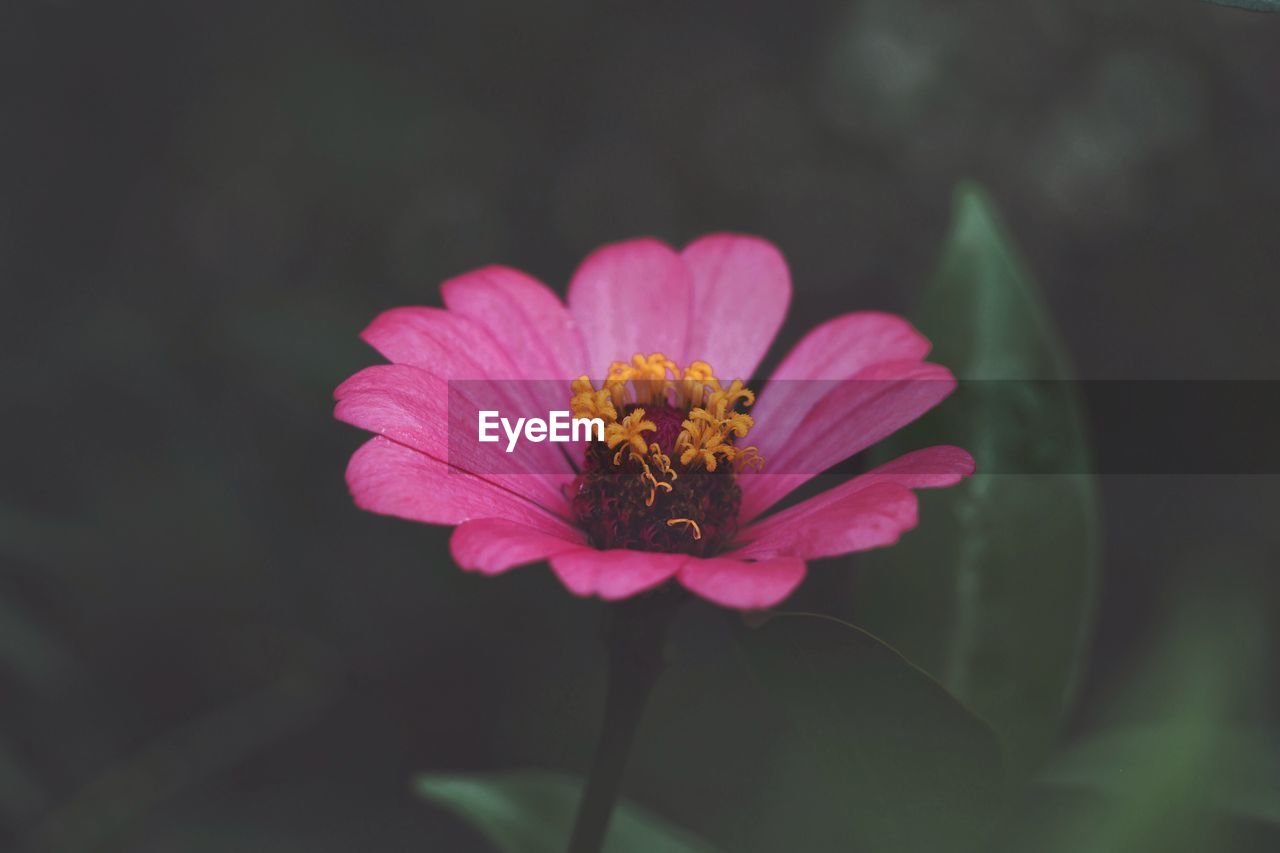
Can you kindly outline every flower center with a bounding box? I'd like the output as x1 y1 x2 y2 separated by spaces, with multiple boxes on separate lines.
569 354 763 556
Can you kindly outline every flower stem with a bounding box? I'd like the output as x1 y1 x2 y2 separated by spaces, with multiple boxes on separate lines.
567 589 684 853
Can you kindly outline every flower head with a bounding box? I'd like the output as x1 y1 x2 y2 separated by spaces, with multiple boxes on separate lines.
334 235 972 610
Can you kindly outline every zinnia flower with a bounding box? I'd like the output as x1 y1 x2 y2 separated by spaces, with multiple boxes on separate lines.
335 235 972 610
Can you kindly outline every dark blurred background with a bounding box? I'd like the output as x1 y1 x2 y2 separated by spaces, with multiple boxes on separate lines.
1 1 1277 851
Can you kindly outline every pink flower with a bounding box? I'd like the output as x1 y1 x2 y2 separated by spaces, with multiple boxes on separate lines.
335 235 972 610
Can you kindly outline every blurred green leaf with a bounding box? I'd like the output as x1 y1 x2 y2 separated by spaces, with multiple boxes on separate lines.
993 578 1275 853
1201 0 1279 11
736 613 1005 853
854 182 1098 778
415 770 721 853
1042 725 1280 827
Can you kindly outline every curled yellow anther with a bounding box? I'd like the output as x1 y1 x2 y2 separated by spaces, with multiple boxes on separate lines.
666 517 702 540
640 462 674 506
648 442 677 483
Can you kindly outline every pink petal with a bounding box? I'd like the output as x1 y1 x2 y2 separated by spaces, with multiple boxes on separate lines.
732 446 974 561
850 444 976 490
567 238 694 371
681 234 790 380
361 306 520 379
335 364 450 459
739 361 958 521
762 310 933 381
441 268 589 462
749 311 932 452
346 436 574 535
335 364 573 510
441 265 588 380
450 518 587 576
356 308 575 478
732 482 918 561
547 548 687 601
677 555 807 610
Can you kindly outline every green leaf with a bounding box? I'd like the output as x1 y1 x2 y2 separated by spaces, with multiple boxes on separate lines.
415 770 721 853
737 613 1005 853
992 579 1276 852
1201 0 1279 11
1041 726 1280 827
853 182 1099 778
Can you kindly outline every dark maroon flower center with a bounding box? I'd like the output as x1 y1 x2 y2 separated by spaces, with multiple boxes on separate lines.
572 403 741 556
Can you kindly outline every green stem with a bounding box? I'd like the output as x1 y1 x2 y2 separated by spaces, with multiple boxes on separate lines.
567 589 683 853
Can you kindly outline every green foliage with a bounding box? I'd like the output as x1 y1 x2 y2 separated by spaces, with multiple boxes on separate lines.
1201 0 1280 11
416 771 721 853
1042 726 1280 828
853 182 1099 777
994 581 1280 852
736 613 1005 853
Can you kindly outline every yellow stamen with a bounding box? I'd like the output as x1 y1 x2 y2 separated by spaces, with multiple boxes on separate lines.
707 378 755 411
621 352 677 404
679 361 715 407
605 409 656 463
732 445 765 471
666 517 702 540
572 353 764 479
675 415 731 472
683 361 715 382
630 352 678 380
723 411 754 438
570 375 618 423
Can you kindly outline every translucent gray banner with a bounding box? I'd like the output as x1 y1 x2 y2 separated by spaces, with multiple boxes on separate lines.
443 380 1280 475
